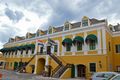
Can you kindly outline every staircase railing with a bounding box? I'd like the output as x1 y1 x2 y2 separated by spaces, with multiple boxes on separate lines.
49 54 62 65
51 64 62 76
16 53 37 72
53 64 72 78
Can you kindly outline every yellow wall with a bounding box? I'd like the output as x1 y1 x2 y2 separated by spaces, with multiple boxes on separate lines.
112 36 120 71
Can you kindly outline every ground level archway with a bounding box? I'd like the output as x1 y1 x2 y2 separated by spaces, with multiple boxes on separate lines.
36 58 45 74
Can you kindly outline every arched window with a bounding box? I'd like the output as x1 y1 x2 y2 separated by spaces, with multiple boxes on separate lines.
64 21 70 31
82 16 89 27
73 36 84 51
85 34 97 50
62 38 72 51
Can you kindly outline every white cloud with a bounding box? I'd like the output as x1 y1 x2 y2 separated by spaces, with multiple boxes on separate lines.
0 0 120 49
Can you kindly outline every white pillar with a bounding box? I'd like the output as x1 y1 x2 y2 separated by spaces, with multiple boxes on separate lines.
72 35 76 55
45 55 49 71
34 40 38 55
62 36 65 56
34 55 38 74
97 29 102 54
102 28 107 54
84 32 88 55
75 65 78 77
28 50 31 57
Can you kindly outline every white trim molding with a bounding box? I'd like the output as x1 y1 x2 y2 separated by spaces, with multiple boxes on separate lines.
102 28 107 54
97 29 102 54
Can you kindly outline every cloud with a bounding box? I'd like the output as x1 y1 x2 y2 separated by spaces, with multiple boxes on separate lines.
0 0 120 49
0 24 19 42
5 8 24 22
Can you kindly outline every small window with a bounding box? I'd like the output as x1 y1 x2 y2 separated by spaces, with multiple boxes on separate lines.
77 43 82 51
82 19 88 27
65 24 69 30
89 40 96 50
40 47 43 53
49 28 52 34
54 45 58 52
66 44 71 51
116 44 120 53
36 31 39 36
90 63 96 72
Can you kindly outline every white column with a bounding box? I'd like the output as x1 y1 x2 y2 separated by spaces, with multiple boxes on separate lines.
18 50 20 58
34 40 38 55
45 55 49 71
72 34 76 55
62 36 65 56
75 65 78 77
84 32 88 55
34 55 38 74
28 50 31 57
23 50 26 57
57 41 60 56
102 28 107 54
97 29 102 54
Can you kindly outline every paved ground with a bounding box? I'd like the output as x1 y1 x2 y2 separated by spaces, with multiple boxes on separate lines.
0 69 86 80
0 69 57 80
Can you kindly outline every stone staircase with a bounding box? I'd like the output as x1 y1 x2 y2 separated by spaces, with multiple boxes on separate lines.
16 54 37 72
49 54 72 78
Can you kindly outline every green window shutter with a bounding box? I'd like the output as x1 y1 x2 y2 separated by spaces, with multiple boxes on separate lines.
71 64 75 78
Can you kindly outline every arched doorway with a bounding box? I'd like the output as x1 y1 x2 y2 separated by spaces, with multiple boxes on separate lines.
36 58 45 74
77 64 86 77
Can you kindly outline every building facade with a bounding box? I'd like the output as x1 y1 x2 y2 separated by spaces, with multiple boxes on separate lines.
0 16 120 79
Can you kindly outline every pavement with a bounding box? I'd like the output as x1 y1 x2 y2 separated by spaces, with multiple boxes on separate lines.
0 69 56 80
0 69 86 80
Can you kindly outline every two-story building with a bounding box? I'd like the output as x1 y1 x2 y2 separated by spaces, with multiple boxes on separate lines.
0 16 120 79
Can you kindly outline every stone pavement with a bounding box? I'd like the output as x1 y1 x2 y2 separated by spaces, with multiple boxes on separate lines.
0 69 86 80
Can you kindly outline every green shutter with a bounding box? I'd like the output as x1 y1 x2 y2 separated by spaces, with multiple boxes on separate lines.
71 64 75 78
73 36 84 44
85 34 97 43
62 38 72 46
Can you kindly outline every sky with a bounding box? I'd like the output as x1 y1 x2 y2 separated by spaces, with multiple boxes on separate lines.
0 0 120 48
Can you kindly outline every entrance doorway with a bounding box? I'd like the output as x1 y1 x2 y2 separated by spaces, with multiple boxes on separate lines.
77 64 86 77
37 58 45 74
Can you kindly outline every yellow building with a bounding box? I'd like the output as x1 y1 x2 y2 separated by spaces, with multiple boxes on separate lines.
0 16 120 79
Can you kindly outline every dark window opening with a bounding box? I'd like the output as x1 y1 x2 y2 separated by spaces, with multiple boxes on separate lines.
90 63 96 72
54 45 58 52
116 44 120 53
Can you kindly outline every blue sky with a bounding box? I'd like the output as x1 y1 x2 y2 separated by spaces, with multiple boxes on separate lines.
0 0 120 48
